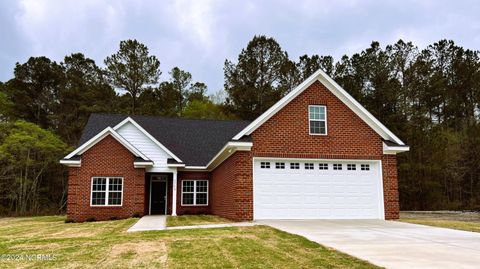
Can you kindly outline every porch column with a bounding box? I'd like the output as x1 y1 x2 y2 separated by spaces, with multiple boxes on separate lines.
172 170 178 216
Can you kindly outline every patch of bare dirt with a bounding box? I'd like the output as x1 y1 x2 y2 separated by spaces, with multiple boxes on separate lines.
103 241 168 268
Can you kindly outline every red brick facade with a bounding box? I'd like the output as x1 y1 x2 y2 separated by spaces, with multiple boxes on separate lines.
209 80 400 221
67 135 145 222
67 80 401 222
210 151 252 220
382 155 400 219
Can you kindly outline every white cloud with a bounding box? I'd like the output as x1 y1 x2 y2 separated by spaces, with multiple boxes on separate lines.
1 0 479 91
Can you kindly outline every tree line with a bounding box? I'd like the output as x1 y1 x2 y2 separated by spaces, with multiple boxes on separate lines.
1 35 479 215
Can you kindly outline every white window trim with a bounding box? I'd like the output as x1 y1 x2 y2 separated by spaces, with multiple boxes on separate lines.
90 177 123 207
308 105 328 135
181 180 209 206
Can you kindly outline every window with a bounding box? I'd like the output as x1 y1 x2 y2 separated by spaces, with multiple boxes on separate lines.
347 164 356 170
91 177 123 206
305 163 314 170
182 180 208 206
333 164 342 170
319 163 328 170
290 163 300 169
275 162 285 169
309 105 327 135
361 164 370 171
260 162 270 169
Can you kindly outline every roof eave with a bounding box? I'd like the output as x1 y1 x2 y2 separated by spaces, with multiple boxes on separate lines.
180 141 253 171
383 142 410 155
59 159 81 167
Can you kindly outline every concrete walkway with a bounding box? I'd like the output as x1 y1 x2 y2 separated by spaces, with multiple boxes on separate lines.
127 215 166 232
258 219 480 269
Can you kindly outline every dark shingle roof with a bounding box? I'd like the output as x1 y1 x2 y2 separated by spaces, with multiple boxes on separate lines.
78 113 251 166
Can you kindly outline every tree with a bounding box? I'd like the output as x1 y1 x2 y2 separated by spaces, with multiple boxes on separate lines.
155 67 208 116
224 35 291 120
157 81 182 116
169 67 192 113
297 54 335 80
183 99 235 120
137 87 162 115
104 39 161 114
3 57 64 129
187 82 208 103
0 121 69 215
56 53 117 145
0 84 13 122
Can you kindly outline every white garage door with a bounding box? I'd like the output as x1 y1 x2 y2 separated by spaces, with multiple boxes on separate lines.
253 159 384 219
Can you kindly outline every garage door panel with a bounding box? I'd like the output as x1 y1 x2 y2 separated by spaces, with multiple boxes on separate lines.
253 159 383 219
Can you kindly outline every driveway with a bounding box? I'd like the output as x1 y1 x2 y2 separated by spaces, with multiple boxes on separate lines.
258 220 480 269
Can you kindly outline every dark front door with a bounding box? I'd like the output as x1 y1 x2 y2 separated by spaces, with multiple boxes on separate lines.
150 180 167 215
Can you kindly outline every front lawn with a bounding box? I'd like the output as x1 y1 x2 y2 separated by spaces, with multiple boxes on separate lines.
166 214 232 227
0 216 379 268
400 211 480 233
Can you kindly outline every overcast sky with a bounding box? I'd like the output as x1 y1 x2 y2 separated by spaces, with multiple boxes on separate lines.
1 0 479 93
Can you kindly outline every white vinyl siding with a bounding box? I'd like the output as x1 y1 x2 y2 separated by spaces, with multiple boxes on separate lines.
116 122 170 170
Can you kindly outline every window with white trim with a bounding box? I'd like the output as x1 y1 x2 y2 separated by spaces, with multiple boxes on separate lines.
333 164 343 170
182 180 208 206
309 105 327 135
91 177 123 206
305 163 314 170
361 164 370 171
275 162 285 169
347 164 356 170
290 163 300 169
319 163 328 170
260 162 270 169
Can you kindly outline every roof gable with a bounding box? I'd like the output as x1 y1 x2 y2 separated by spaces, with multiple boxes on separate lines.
232 69 405 145
64 127 150 161
113 117 182 163
76 114 251 166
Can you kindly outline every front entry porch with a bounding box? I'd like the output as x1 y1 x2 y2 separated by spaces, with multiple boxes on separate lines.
146 172 178 216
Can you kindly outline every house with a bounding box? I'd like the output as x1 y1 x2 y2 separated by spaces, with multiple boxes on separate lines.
60 69 409 222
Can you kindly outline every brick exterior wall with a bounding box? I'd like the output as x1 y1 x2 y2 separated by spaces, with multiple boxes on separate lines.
210 80 400 220
210 151 252 220
382 155 399 219
67 135 145 222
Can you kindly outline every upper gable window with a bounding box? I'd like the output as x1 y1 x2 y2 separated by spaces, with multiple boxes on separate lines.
309 105 327 135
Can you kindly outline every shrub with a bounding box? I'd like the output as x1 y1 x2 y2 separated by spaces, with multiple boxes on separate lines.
132 213 141 218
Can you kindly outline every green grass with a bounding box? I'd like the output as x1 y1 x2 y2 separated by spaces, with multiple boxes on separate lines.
166 214 232 227
0 215 379 269
400 212 480 233
400 218 480 233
